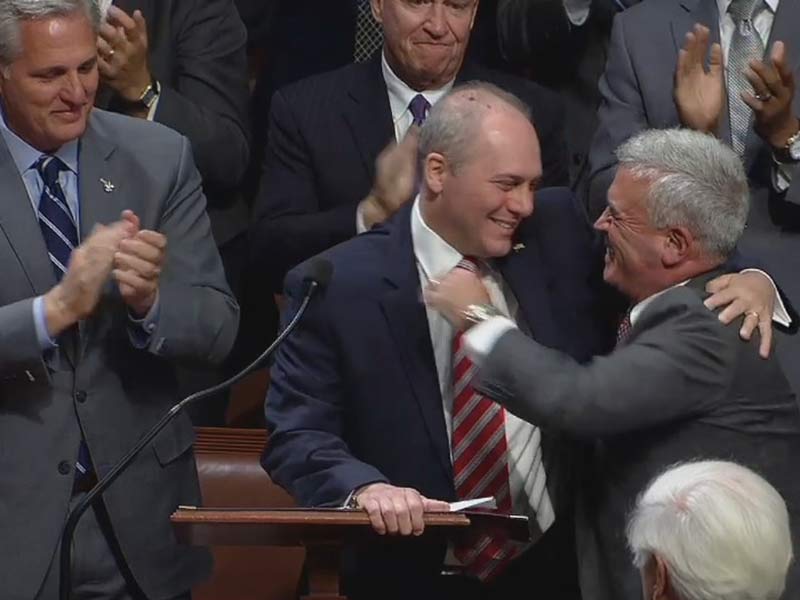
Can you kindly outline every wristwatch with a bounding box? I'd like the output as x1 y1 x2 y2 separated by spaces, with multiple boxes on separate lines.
137 79 160 110
461 303 502 326
775 125 800 163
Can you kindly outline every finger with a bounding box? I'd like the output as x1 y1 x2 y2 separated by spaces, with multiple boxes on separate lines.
744 66 773 99
132 10 148 34
422 498 451 512
121 210 141 233
135 230 167 250
118 237 164 263
114 252 161 279
404 490 425 536
758 317 773 359
97 36 114 58
676 48 690 80
716 298 748 325
705 273 733 294
392 496 413 536
99 22 125 46
360 498 386 535
113 268 156 295
740 91 764 112
704 286 737 311
708 42 723 75
771 42 795 87
97 56 116 78
378 496 400 535
106 5 138 32
748 60 782 95
738 311 758 340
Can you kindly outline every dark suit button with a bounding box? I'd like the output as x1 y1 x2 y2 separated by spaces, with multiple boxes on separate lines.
75 390 87 403
58 460 71 475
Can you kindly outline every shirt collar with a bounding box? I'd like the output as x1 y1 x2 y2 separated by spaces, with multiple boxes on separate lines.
381 51 454 125
630 280 690 326
717 0 778 17
0 107 79 177
411 196 463 282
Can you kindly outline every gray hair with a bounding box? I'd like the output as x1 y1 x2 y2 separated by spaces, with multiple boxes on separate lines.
0 0 101 66
628 460 793 600
616 128 749 260
418 81 532 173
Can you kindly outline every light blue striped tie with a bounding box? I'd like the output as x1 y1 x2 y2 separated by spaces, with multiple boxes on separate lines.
35 155 93 480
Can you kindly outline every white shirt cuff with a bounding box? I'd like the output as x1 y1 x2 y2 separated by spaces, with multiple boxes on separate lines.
356 202 368 234
462 316 517 366
772 158 793 193
742 268 792 327
564 0 592 25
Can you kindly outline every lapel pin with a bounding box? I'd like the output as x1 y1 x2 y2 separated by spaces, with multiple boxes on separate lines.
100 178 115 193
512 243 526 253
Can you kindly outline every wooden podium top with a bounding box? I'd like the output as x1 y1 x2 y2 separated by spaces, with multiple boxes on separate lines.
172 507 529 547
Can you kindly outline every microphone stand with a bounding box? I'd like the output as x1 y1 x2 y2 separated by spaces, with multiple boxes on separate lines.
58 281 320 600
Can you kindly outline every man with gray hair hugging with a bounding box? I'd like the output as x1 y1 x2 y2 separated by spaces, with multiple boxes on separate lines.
628 460 794 600
426 128 800 599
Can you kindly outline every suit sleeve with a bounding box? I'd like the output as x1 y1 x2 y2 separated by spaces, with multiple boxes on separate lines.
147 136 240 365
250 89 362 291
582 13 649 220
263 269 389 507
476 293 735 438
0 298 45 377
150 0 250 196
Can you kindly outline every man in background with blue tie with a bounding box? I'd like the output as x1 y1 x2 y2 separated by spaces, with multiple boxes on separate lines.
0 1 239 599
250 0 569 296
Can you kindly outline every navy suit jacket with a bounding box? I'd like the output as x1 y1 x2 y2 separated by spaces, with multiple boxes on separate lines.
250 55 568 292
263 187 614 589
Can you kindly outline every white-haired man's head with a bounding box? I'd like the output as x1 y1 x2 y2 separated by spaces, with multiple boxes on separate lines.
627 460 793 600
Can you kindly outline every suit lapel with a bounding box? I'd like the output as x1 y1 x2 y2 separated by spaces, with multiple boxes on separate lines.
378 210 454 484
0 139 57 296
76 114 125 360
342 57 395 176
494 239 559 347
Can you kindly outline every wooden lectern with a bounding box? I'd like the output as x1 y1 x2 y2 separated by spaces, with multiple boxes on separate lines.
172 508 529 600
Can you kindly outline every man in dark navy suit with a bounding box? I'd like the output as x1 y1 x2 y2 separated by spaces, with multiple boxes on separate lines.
263 82 604 600
250 0 569 295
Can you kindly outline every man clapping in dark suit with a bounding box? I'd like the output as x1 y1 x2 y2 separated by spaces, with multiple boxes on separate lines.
250 0 569 294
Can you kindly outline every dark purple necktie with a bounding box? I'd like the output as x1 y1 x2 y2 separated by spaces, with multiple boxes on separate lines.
409 94 430 127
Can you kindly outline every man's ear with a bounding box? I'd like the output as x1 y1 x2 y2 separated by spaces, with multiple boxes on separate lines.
662 226 693 267
425 152 447 196
653 555 670 600
370 0 383 24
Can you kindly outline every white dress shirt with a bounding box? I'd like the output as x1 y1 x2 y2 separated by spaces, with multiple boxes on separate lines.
411 198 555 539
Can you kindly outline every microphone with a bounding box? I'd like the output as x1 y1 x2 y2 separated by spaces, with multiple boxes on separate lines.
59 258 333 600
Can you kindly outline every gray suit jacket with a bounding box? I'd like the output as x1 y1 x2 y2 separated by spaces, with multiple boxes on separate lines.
582 0 800 396
0 110 239 600
477 273 800 600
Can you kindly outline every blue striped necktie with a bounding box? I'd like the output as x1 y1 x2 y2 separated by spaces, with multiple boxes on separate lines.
35 155 78 280
35 155 93 480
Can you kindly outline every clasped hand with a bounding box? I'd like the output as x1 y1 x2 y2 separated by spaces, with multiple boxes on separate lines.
43 210 166 336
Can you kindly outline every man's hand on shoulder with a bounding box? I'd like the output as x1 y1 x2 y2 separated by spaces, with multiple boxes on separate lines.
43 219 135 336
354 482 450 536
674 24 725 134
704 271 776 359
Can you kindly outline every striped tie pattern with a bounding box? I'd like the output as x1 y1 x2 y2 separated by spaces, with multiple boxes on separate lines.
35 155 93 479
35 155 78 280
451 259 519 581
353 0 383 63
616 309 633 345
727 0 765 155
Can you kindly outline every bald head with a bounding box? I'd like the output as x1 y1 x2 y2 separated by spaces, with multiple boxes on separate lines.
419 81 536 173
